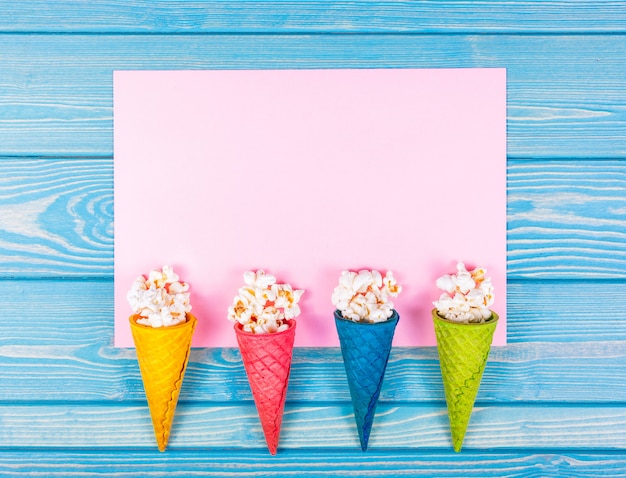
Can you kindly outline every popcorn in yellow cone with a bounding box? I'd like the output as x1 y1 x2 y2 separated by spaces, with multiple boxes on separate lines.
432 262 498 452
127 265 196 452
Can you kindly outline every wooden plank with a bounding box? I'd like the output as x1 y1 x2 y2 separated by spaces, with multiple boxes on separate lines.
2 1 626 34
1 280 625 403
1 451 625 477
2 451 626 478
2 159 626 278
0 403 625 450
507 280 626 342
508 161 626 278
1 340 624 404
0 158 113 275
0 35 625 157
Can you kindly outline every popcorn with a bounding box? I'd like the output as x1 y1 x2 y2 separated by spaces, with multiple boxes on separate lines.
433 262 494 323
228 270 304 334
332 270 401 323
127 265 191 328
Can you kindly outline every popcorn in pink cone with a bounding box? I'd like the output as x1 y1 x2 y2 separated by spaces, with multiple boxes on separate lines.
228 270 304 454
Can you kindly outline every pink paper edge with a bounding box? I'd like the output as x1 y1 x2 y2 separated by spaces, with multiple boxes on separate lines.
113 68 507 348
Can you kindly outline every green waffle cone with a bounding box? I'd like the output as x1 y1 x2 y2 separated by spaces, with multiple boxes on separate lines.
432 309 498 452
335 310 399 451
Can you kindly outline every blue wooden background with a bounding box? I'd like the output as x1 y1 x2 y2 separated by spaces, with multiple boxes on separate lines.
1 1 625 476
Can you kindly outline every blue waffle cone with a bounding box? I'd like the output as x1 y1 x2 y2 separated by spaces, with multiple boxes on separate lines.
334 310 399 451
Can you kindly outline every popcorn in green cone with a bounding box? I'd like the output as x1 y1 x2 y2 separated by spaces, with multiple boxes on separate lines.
432 262 498 452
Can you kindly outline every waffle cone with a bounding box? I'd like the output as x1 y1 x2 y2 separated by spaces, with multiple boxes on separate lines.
234 320 296 455
432 309 498 452
334 310 399 451
129 313 197 452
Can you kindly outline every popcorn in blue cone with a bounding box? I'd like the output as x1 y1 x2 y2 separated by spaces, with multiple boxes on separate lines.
335 309 399 450
331 269 402 450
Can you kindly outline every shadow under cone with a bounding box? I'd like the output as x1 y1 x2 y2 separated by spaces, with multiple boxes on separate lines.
432 309 498 452
129 313 197 452
334 310 399 451
234 320 296 455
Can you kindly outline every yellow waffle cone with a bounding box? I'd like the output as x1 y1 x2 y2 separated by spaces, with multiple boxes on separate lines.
432 309 498 452
129 313 197 452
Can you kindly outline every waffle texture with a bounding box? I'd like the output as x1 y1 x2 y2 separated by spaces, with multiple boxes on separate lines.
334 310 399 451
235 320 296 455
432 309 498 452
129 313 197 452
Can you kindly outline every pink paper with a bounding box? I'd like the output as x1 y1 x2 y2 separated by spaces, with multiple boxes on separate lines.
114 68 507 348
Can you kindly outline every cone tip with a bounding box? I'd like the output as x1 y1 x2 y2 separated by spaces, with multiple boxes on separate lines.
452 432 464 452
359 427 371 451
267 439 278 455
264 424 281 455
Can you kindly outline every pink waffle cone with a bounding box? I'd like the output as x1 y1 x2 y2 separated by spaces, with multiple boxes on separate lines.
129 313 197 452
234 320 296 455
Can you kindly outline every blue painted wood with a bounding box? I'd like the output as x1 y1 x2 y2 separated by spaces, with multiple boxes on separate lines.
1 1 625 475
508 161 626 278
0 403 625 450
1 159 625 278
1 1 626 33
0 159 113 275
0 35 625 157
1 334 624 404
1 451 624 477
1 280 625 404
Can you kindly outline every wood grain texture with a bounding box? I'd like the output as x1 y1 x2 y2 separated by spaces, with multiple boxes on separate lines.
1 339 624 404
1 451 625 477
2 159 625 278
0 403 625 450
1 280 625 403
1 1 626 33
0 35 625 157
508 161 626 278
0 158 113 275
